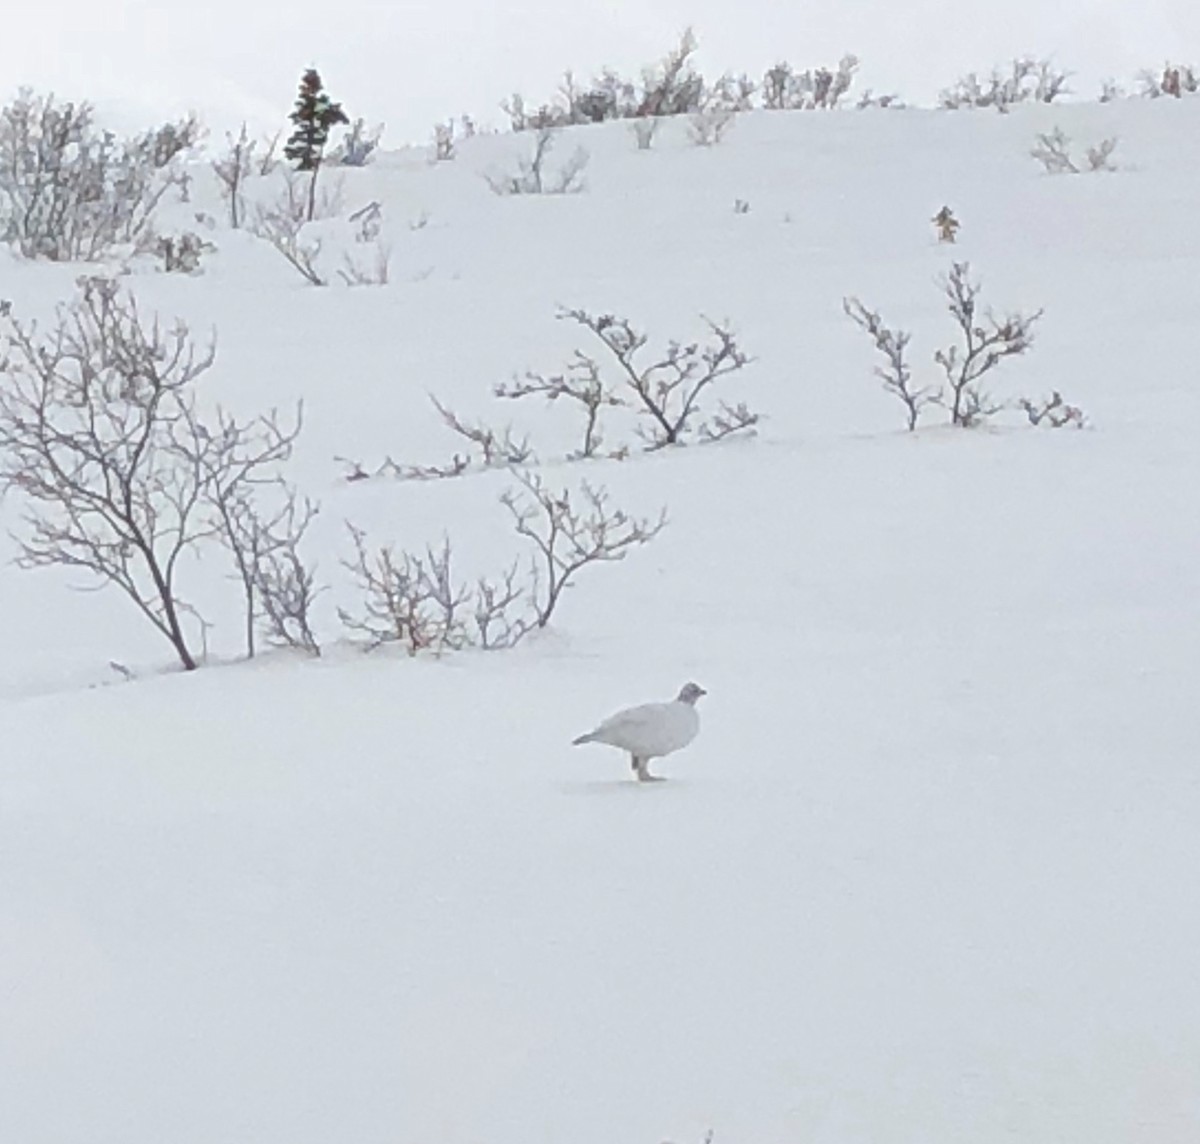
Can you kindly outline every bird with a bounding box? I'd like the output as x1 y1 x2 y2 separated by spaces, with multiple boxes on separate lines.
572 682 706 782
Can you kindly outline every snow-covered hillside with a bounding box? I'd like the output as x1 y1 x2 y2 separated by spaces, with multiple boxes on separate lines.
2 98 1199 1143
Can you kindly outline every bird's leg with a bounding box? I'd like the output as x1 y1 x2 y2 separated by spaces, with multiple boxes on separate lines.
633 756 664 783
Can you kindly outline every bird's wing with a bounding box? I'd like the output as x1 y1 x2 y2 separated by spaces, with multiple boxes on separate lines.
590 701 698 756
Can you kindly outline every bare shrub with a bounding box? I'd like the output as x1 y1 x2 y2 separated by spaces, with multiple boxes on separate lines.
212 123 256 228
330 118 383 166
843 298 939 431
939 58 1069 109
935 262 1042 426
638 28 706 117
708 73 757 111
688 105 736 146
338 527 471 655
500 469 666 629
762 56 858 110
556 308 756 448
0 278 308 671
630 117 660 150
153 231 212 274
337 469 663 654
1019 392 1086 428
502 29 703 131
1140 64 1199 98
1085 138 1119 172
856 90 904 109
1030 127 1078 173
846 264 1042 429
133 113 205 168
1030 127 1119 174
485 126 589 195
0 90 178 261
432 120 458 161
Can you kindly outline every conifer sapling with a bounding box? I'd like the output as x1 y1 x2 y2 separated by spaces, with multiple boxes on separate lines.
284 68 349 221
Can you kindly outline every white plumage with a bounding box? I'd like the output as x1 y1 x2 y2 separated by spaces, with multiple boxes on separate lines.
572 682 706 781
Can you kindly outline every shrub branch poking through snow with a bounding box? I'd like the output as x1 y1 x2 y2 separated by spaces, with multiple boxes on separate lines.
485 126 589 195
249 171 345 286
1019 392 1086 428
1030 127 1119 174
557 308 757 448
337 201 392 287
0 278 311 671
842 298 940 431
495 352 625 460
935 262 1043 426
0 90 181 261
422 398 535 474
499 469 667 629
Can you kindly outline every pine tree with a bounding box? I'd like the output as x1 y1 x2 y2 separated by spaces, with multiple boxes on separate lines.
284 68 349 221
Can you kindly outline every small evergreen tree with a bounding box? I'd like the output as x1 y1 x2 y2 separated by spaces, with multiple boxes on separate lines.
284 68 348 221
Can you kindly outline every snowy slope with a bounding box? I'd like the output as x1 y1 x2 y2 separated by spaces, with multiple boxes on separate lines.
2 99 1200 1143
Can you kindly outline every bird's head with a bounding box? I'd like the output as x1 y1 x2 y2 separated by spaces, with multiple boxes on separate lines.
677 682 707 705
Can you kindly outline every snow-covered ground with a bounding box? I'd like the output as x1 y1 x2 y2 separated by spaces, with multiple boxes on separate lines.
2 98 1200 1143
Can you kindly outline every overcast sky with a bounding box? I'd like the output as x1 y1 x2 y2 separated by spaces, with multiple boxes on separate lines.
3 0 1196 141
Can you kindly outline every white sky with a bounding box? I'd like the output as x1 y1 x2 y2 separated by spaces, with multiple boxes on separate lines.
2 0 1197 141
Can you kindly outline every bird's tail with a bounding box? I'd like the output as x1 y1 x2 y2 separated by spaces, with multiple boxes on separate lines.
572 732 596 746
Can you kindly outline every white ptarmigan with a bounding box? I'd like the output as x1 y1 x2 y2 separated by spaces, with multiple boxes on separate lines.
571 682 706 781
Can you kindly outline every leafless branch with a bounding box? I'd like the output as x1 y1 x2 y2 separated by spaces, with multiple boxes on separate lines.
428 397 534 469
211 123 256 229
499 469 666 628
843 297 941 431
495 352 624 460
485 126 589 195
